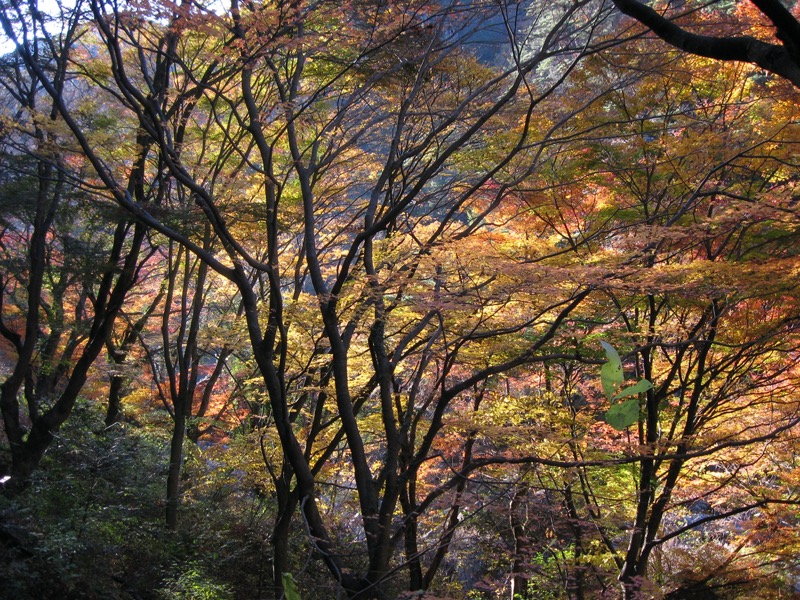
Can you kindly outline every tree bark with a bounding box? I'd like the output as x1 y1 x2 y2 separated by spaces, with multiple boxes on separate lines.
611 0 800 87
166 410 186 531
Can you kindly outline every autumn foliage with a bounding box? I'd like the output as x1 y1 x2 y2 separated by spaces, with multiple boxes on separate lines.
1 0 800 599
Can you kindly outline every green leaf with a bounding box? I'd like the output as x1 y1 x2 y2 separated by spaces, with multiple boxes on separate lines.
605 398 640 430
600 341 623 399
614 379 653 399
282 573 302 600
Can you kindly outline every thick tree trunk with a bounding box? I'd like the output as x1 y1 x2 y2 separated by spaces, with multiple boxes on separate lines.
166 410 186 531
106 370 124 426
2 427 46 496
270 457 298 600
619 564 645 600
403 513 423 591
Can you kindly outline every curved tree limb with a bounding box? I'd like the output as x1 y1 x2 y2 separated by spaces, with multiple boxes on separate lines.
610 0 800 87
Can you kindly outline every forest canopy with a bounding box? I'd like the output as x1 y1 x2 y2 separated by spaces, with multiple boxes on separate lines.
1 0 800 599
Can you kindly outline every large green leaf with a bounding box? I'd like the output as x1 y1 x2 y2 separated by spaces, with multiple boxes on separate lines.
600 341 623 399
614 379 653 399
282 573 302 600
605 397 640 430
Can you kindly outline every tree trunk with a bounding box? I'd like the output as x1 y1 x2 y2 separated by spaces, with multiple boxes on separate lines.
106 370 124 426
509 483 530 600
269 451 299 600
166 410 186 531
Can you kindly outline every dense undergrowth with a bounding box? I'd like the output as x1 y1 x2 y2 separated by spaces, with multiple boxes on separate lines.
0 403 276 599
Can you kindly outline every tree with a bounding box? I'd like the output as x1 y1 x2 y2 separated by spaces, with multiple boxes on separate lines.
141 236 239 529
103 279 163 426
0 0 627 596
0 19 151 489
508 41 800 598
5 1 800 598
